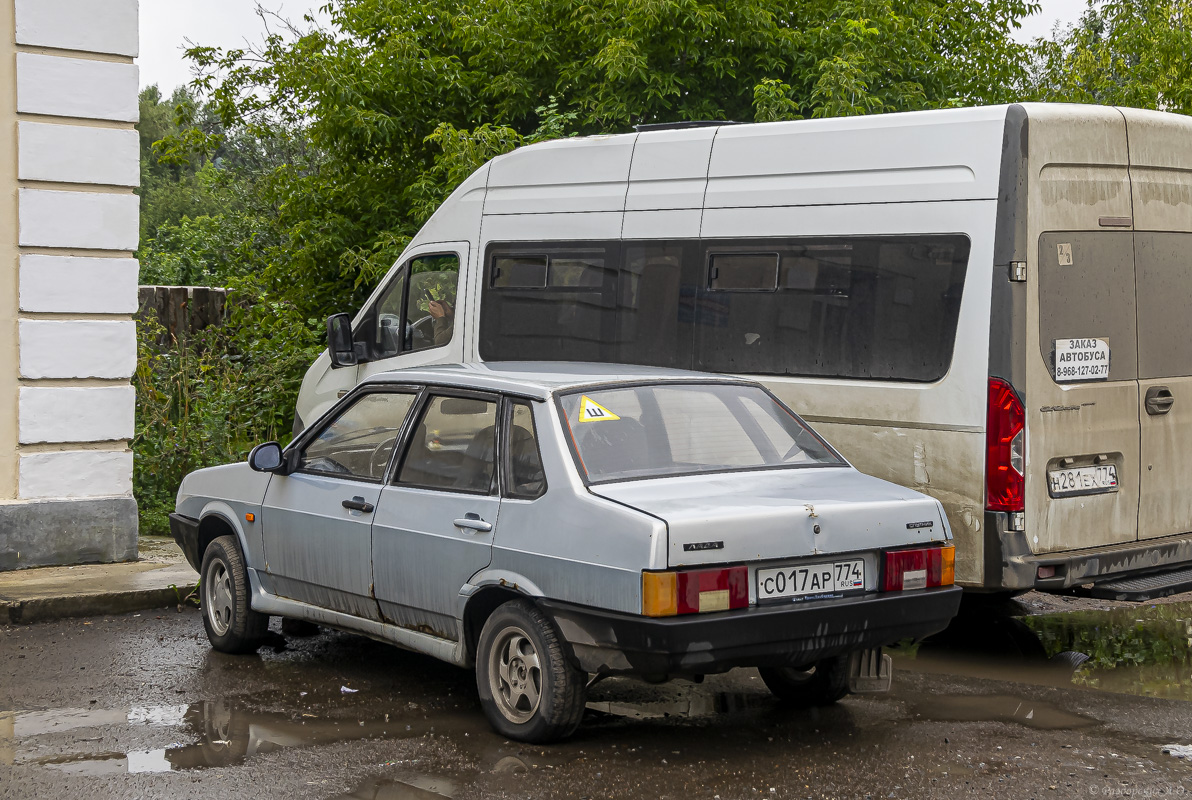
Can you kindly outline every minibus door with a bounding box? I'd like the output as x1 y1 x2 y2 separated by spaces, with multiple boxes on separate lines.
1031 230 1140 553
1134 232 1192 541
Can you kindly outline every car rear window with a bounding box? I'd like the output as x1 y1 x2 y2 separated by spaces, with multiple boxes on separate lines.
559 383 843 483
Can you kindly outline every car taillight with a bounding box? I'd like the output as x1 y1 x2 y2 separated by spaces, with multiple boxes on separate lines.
882 545 955 591
642 566 748 617
986 377 1025 512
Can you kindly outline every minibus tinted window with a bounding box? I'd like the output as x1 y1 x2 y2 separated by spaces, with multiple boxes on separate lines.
481 235 969 382
1038 231 1137 382
493 255 547 288
1130 232 1185 379
696 236 969 381
709 253 779 290
480 242 693 367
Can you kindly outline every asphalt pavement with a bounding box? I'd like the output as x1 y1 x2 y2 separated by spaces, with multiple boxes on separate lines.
3 604 1192 799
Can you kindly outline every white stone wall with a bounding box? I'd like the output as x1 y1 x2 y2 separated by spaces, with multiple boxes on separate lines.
12 2 139 510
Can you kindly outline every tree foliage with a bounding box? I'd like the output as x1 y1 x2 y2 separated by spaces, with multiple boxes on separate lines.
1029 0 1192 113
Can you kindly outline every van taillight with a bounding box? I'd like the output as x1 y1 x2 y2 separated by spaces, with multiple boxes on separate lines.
986 378 1025 513
882 545 955 591
642 567 749 617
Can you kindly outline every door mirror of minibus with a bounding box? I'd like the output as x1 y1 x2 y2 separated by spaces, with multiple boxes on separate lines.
326 313 358 368
248 441 285 472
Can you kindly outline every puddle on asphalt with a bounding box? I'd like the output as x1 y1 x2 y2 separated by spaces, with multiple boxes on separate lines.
586 690 774 720
893 601 1192 704
329 776 458 799
911 693 1098 730
0 698 477 775
1024 603 1192 702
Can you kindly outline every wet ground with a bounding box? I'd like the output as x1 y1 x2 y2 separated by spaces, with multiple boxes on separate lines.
2 598 1191 800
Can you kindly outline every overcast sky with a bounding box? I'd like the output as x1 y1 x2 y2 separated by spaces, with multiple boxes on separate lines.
138 0 1094 94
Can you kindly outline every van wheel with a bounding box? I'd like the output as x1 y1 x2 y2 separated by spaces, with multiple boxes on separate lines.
758 655 850 707
475 599 586 743
201 535 268 654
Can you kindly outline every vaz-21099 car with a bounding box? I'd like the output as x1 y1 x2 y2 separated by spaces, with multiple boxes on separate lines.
171 363 962 742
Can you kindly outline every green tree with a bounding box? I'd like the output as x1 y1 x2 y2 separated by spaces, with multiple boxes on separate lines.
1029 0 1192 113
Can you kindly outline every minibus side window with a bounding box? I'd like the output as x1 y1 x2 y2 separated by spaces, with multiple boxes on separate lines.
696 236 969 381
480 241 692 367
708 253 779 291
355 253 461 361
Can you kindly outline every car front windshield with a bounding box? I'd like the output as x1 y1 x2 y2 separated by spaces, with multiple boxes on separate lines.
559 383 844 483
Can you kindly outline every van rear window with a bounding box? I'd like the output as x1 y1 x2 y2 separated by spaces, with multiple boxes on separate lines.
480 235 970 382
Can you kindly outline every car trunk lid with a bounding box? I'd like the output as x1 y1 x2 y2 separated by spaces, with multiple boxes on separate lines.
590 468 948 567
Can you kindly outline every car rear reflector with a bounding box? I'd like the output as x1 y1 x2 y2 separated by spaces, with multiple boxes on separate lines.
642 566 748 617
882 545 955 592
986 377 1026 512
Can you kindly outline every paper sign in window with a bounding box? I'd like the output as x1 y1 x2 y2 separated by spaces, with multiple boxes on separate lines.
1055 338 1110 382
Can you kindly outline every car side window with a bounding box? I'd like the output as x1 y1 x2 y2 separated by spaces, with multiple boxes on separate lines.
354 253 460 362
300 392 418 481
506 402 546 499
397 395 498 493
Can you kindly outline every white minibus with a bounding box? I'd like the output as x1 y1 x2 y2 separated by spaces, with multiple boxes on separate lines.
295 103 1192 597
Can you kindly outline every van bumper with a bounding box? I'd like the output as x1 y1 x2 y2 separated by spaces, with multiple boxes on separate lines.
986 511 1192 591
539 586 962 678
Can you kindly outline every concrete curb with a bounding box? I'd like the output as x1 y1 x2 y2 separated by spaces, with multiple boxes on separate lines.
0 550 200 625
1 581 198 624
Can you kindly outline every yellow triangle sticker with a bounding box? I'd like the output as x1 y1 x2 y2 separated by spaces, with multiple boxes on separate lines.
578 396 621 423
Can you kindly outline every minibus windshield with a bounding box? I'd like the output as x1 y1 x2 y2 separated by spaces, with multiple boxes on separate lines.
559 383 843 483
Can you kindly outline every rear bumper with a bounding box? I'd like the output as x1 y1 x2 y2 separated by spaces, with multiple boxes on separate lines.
169 513 203 573
987 511 1192 591
540 586 962 677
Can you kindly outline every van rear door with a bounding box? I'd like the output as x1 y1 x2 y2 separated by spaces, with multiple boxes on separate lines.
1122 109 1192 543
1030 227 1140 553
1135 232 1192 540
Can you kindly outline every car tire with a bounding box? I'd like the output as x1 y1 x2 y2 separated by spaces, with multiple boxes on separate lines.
758 655 850 707
475 599 586 743
201 535 268 654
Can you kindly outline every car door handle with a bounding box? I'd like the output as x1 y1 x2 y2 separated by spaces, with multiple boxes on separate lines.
342 496 375 513
453 513 493 533
1145 386 1175 416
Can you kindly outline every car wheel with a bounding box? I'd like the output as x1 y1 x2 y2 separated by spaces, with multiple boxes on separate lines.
201 535 268 654
475 599 586 743
758 655 850 707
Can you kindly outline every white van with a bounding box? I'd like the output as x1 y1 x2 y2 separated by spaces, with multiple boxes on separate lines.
295 103 1192 597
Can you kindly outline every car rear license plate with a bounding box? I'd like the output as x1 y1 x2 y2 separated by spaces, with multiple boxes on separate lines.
757 559 865 601
1048 464 1118 496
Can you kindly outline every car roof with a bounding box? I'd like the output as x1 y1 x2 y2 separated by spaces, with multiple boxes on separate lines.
358 362 756 400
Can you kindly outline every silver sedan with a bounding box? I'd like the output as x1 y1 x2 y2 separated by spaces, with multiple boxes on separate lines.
171 363 962 742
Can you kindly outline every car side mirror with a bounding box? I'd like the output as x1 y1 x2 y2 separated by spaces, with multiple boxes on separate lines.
327 313 358 368
248 441 285 472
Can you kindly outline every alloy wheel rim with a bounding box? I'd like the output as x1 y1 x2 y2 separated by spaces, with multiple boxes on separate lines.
488 626 543 725
204 558 234 636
